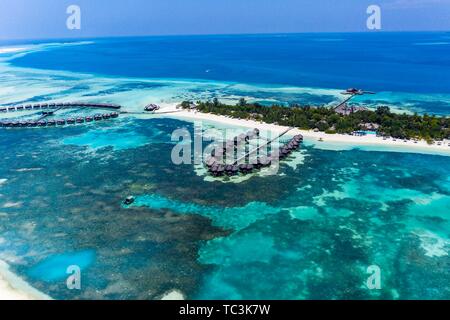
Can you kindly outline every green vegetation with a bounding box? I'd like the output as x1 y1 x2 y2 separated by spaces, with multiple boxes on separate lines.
181 100 450 141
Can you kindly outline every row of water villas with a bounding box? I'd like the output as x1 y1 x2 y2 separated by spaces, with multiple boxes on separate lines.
0 102 121 113
204 128 303 177
0 102 122 128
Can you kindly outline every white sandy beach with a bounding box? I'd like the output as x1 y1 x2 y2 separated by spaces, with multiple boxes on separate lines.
0 260 51 300
153 103 450 156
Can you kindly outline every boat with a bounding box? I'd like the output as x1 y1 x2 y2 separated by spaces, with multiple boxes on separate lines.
124 196 135 205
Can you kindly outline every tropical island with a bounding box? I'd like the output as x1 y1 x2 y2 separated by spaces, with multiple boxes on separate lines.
180 99 450 143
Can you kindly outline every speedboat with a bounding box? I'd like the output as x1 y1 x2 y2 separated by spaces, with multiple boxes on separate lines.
124 196 135 205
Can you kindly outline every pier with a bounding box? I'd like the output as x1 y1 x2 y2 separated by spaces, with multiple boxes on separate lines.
333 88 375 115
232 127 295 165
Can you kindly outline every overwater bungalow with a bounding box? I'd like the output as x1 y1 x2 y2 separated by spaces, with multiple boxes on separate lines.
216 165 225 176
205 157 218 168
238 164 247 173
144 104 160 112
225 165 234 176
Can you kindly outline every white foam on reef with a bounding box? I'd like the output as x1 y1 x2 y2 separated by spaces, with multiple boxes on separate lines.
0 47 28 54
0 41 94 62
0 179 7 186
413 231 450 258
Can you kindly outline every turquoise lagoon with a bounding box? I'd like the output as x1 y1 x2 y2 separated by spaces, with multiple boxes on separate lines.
0 34 449 299
0 117 449 299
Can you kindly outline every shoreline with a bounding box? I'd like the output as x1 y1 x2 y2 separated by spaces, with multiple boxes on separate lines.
154 103 450 157
0 260 51 300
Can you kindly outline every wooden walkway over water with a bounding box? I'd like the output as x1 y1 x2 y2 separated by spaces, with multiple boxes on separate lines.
233 127 295 165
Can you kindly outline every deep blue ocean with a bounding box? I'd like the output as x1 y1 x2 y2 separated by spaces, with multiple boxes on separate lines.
0 33 449 300
8 32 450 94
